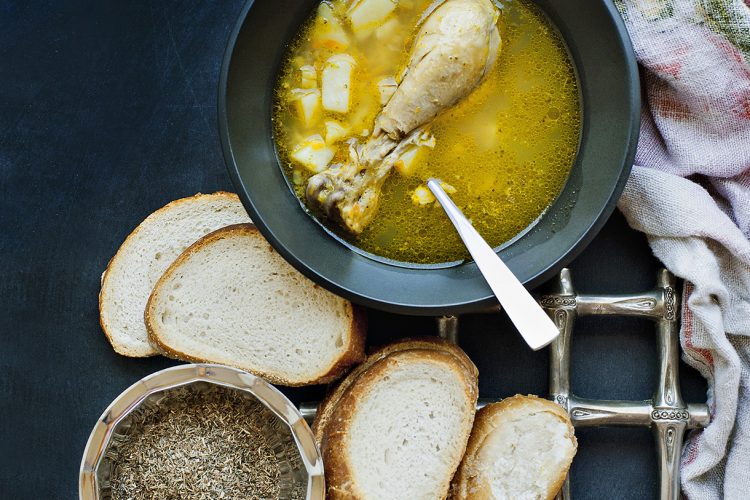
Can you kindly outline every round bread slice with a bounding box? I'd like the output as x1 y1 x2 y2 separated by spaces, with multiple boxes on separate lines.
452 395 577 500
99 192 251 357
145 223 366 386
322 349 478 500
312 337 478 444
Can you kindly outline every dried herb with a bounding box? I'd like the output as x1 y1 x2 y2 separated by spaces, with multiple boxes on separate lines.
107 385 304 500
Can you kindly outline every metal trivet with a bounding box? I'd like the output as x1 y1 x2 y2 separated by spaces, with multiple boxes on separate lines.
539 268 709 500
299 268 710 500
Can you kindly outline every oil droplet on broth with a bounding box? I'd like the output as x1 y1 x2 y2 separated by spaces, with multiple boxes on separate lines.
272 0 580 264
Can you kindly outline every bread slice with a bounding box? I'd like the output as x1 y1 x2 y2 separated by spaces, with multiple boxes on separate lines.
452 395 577 500
145 223 366 386
99 192 251 357
321 348 478 499
312 337 478 444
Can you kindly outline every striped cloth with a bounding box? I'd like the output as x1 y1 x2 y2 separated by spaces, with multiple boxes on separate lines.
615 1 750 498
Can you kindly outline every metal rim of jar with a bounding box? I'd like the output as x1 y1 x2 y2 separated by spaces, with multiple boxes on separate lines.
79 363 325 499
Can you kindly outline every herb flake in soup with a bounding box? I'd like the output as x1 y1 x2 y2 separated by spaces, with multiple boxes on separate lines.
273 0 580 264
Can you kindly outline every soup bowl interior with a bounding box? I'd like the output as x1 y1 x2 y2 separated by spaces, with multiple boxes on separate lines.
220 0 639 315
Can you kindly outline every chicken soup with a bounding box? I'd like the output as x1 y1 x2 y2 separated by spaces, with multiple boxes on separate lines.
273 0 580 264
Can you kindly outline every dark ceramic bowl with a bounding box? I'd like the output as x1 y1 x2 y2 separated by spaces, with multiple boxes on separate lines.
219 0 639 315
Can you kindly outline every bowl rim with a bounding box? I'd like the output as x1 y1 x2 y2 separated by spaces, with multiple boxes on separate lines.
218 0 641 314
79 363 325 500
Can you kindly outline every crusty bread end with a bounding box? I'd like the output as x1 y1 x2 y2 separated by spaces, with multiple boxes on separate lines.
451 395 577 500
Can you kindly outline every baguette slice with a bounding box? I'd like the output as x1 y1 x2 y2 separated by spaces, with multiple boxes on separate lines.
452 395 577 500
322 348 478 500
312 337 478 444
100 192 251 357
145 223 366 386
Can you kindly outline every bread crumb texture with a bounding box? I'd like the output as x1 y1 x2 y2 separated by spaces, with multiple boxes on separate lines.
453 395 577 500
147 224 363 385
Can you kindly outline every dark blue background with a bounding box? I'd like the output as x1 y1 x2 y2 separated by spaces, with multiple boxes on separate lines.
0 1 706 498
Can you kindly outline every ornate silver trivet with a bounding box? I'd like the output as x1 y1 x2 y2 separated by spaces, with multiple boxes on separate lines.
540 268 710 500
299 268 710 500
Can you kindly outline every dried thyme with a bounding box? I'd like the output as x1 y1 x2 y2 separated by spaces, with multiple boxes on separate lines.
107 385 304 500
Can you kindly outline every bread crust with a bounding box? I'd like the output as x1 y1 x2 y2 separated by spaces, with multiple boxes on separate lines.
312 337 478 444
144 223 366 386
99 191 241 357
321 348 479 500
451 395 577 500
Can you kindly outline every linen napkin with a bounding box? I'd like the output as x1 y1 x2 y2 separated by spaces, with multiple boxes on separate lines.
614 1 750 498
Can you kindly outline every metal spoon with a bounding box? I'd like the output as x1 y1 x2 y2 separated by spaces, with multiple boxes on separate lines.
427 178 559 350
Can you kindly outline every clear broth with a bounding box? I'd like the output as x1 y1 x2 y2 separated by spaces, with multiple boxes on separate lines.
273 0 580 263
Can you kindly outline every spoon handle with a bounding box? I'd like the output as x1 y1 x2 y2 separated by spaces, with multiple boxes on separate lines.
427 179 559 350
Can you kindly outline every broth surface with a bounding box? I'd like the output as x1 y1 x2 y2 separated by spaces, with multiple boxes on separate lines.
273 0 580 263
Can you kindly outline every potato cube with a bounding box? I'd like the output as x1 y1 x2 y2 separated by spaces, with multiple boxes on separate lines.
394 146 422 176
318 2 339 23
322 54 356 113
312 3 350 50
440 181 457 194
325 120 349 143
347 0 397 35
313 27 350 50
411 185 436 206
291 134 336 173
290 88 321 127
299 65 317 89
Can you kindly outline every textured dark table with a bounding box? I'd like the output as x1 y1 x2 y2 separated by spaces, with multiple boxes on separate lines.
0 1 707 499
